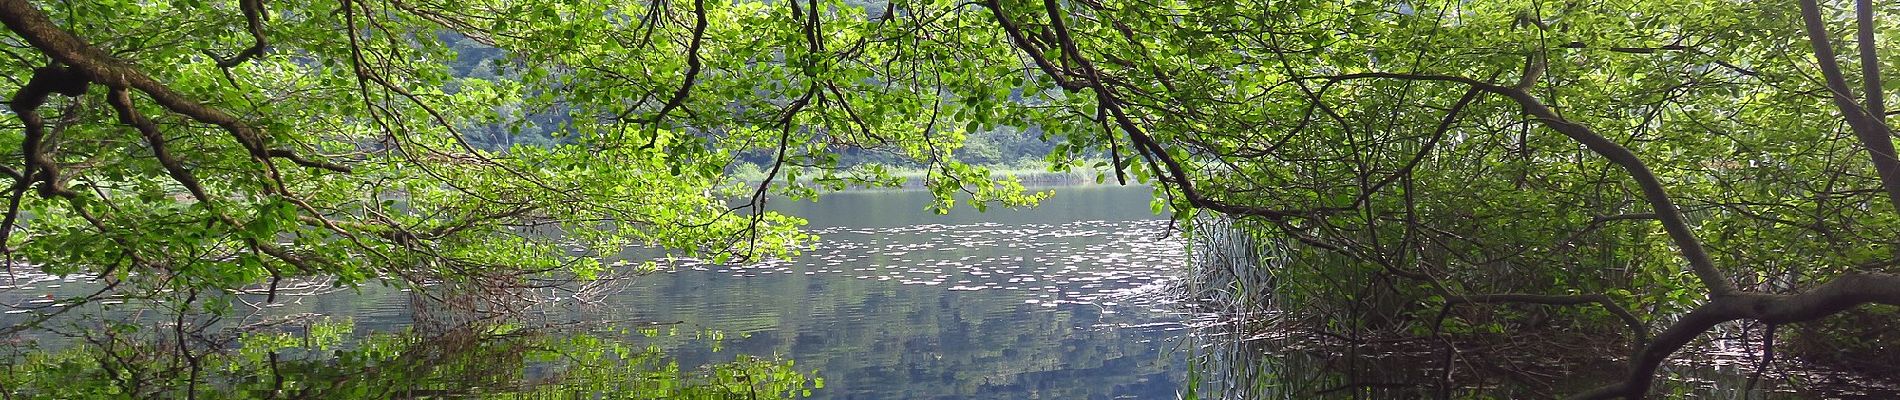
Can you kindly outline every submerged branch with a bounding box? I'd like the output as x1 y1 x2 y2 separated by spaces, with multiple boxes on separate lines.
1574 272 1900 400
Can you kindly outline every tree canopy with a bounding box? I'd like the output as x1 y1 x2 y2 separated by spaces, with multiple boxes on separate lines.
3 0 1900 397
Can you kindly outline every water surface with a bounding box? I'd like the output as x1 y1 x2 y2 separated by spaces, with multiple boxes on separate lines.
3 185 1894 399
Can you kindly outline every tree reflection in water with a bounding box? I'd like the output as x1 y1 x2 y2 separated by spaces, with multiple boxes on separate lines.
1181 322 1608 399
0 292 820 399
1178 319 1898 400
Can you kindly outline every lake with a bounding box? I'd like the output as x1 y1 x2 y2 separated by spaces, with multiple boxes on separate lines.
606 185 1194 399
0 185 1891 398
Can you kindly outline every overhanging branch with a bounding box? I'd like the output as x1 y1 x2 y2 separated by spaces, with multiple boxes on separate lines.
1317 72 1735 297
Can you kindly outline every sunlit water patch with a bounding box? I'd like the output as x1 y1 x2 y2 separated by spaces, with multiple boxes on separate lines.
604 212 1199 399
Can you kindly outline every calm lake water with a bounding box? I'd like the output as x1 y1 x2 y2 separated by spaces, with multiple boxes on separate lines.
0 185 1195 398
612 185 1194 399
1 185 1894 398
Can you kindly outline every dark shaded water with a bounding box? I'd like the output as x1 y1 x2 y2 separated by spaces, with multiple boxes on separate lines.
1 185 1894 398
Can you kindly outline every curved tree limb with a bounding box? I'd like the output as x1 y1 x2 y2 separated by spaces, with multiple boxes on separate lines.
620 0 706 149
0 65 88 262
973 4 1900 399
210 0 269 69
0 0 349 176
1853 0 1883 125
980 0 1324 222
1316 72 1736 297
108 86 210 203
1572 272 1900 400
1798 0 1900 214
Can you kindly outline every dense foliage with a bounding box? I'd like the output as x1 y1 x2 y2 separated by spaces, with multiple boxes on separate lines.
4 0 1900 397
0 0 1054 311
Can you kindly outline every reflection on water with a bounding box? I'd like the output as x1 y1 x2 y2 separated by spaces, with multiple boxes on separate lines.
2 185 1896 399
1 185 1199 399
1179 322 1900 400
621 186 1195 399
0 315 817 398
